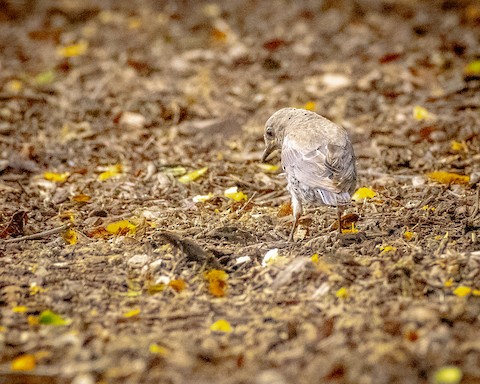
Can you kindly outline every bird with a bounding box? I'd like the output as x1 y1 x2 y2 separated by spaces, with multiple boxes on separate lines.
262 107 357 241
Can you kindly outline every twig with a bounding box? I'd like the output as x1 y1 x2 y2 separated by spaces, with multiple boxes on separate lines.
237 191 257 214
470 188 480 219
1 223 71 243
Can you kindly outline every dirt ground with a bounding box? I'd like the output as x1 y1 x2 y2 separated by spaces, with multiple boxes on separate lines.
1 0 480 383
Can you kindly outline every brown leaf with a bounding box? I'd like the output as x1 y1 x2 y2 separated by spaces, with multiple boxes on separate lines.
0 210 28 238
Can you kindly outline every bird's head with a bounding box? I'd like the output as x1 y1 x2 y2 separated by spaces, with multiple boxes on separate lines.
262 108 297 162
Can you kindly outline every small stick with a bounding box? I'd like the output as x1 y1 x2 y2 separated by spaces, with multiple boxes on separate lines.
237 191 257 214
1 223 71 243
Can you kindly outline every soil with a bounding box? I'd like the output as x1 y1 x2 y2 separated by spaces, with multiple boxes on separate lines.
1 1 480 383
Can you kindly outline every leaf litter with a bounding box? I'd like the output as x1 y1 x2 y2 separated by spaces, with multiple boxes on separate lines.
0 1 480 384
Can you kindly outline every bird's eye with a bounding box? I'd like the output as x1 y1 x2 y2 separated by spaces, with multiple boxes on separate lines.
265 127 274 138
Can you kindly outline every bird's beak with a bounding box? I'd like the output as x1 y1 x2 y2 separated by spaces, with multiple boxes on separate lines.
262 143 276 162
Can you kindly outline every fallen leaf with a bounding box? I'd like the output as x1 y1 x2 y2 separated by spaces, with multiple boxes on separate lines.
303 101 316 111
224 186 248 202
122 309 141 318
168 279 187 293
335 287 349 299
34 70 55 86
210 319 233 333
63 228 78 245
433 366 463 384
43 171 70 182
98 164 123 181
11 354 36 371
450 140 467 152
29 284 45 296
192 192 215 203
413 105 435 121
57 40 88 57
380 245 397 254
352 187 376 202
464 60 480 76
277 202 292 217
0 210 28 239
257 163 280 173
205 269 228 297
149 343 169 355
404 231 414 241
39 310 70 326
427 171 469 185
105 220 137 236
72 194 91 203
453 286 471 297
5 79 23 93
178 166 208 184
12 306 27 313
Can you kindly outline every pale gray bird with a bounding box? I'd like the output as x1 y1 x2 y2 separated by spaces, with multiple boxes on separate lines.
262 108 357 241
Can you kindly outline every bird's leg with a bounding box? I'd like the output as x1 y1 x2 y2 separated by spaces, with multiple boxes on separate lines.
288 195 303 242
337 205 345 234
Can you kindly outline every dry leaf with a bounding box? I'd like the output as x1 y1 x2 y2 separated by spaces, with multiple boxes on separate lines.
224 186 248 202
57 40 88 57
352 187 376 202
168 279 187 292
427 171 469 185
98 164 123 181
44 171 70 182
178 166 208 184
433 366 463 384
413 105 435 121
122 309 141 318
205 269 228 297
335 287 349 299
63 228 78 245
210 319 232 333
11 354 36 371
453 286 471 297
39 310 70 326
72 194 91 202
105 220 137 236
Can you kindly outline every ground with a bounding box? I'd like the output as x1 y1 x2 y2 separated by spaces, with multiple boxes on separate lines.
1 1 480 383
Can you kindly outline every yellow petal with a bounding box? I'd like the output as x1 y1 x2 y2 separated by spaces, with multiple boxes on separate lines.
210 319 233 333
29 284 45 296
404 231 414 241
11 354 36 371
352 187 376 202
453 286 471 297
98 164 122 181
178 166 208 184
168 279 187 292
224 186 248 202
43 171 70 183
57 40 88 58
427 171 469 185
310 253 319 263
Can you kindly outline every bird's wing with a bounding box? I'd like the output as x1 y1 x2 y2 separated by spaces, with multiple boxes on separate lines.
281 135 354 194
